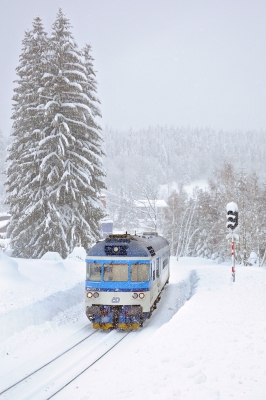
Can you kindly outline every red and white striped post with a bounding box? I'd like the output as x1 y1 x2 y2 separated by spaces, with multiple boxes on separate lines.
226 202 239 283
231 239 235 282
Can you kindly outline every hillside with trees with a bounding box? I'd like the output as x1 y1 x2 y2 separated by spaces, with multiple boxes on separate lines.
103 127 266 264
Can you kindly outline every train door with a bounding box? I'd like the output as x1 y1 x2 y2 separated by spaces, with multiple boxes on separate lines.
156 257 160 292
151 259 158 303
153 258 161 300
152 257 163 302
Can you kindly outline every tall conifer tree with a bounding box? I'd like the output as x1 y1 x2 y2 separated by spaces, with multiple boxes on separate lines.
39 9 105 257
0 129 6 207
6 10 106 258
6 17 48 257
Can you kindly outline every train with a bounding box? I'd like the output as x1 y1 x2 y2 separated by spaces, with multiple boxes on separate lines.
85 232 170 330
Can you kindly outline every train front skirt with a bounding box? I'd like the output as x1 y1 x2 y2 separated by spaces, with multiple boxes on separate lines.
86 304 150 330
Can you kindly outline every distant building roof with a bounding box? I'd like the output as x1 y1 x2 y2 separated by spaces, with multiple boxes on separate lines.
0 212 10 218
134 200 168 208
0 213 10 234
0 219 9 228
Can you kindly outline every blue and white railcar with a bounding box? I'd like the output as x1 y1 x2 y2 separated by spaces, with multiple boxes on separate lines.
85 232 170 330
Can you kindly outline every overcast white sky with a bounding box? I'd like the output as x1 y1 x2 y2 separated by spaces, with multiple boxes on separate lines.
1 0 266 136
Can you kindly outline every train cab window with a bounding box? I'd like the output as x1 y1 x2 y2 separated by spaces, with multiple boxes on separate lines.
131 263 149 281
104 263 128 281
86 262 101 281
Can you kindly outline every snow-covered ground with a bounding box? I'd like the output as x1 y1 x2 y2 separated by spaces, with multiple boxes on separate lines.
1 252 266 399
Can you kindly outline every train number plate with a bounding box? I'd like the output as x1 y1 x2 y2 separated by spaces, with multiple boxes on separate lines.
111 297 120 303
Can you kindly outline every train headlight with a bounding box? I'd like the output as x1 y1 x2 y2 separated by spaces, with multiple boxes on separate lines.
132 293 138 299
87 292 93 298
93 292 99 298
139 293 145 299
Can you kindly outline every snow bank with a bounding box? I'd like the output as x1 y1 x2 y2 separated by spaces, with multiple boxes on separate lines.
76 259 266 400
67 246 86 262
0 282 83 342
248 251 258 265
0 256 85 342
0 237 9 250
41 251 63 260
0 249 29 284
2 256 266 400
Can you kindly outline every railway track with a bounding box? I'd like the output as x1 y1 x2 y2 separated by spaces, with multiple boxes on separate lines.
0 327 129 400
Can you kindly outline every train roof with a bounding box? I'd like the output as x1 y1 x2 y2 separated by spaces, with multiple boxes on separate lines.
86 233 169 258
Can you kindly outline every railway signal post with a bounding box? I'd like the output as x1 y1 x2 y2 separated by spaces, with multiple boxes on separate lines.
226 202 239 282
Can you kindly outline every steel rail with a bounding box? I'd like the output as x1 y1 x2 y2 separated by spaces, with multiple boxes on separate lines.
0 330 97 396
0 329 130 400
47 331 130 399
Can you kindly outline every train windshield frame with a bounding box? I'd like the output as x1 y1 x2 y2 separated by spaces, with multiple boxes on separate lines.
86 260 152 283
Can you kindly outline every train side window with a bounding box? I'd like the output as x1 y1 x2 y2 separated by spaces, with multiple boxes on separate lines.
156 258 159 278
152 270 155 281
104 263 128 281
86 262 101 281
131 263 149 281
163 258 169 269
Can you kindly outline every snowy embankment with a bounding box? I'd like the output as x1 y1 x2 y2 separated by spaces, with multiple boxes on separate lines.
61 258 266 400
0 249 85 343
0 252 196 365
0 250 196 346
81 259 266 400
1 253 266 399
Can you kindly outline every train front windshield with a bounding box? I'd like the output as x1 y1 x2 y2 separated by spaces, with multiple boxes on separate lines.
104 264 128 281
131 263 149 281
86 262 150 282
86 263 101 281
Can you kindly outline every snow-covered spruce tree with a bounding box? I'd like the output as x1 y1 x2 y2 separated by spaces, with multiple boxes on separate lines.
0 129 5 172
37 9 105 257
6 10 105 258
0 129 6 207
81 43 106 209
82 44 102 118
5 17 49 257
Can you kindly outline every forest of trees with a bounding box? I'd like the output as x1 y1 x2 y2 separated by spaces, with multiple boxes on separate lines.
103 126 266 194
4 10 106 258
103 127 266 264
2 81 266 261
162 163 266 264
